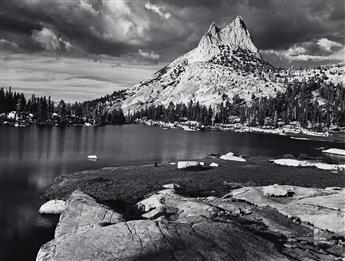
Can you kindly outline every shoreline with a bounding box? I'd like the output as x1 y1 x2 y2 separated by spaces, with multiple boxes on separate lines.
43 154 345 202
136 119 345 143
2 118 345 144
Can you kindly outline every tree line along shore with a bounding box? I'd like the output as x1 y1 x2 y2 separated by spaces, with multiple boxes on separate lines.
1 71 344 133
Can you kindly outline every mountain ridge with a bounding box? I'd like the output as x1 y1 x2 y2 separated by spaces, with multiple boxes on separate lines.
121 16 280 113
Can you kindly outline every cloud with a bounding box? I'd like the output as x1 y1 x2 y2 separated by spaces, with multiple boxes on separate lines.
262 38 345 66
0 38 21 51
328 46 345 61
138 49 160 61
2 0 152 53
31 27 82 54
262 46 307 61
284 45 308 56
1 0 344 66
317 38 343 52
1 53 159 102
32 27 61 51
262 44 308 62
121 49 160 64
78 0 98 15
145 2 171 19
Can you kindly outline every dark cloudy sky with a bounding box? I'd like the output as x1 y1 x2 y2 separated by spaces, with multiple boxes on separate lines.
1 0 344 66
0 0 344 101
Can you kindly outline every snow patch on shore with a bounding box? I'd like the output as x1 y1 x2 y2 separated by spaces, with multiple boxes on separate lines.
220 152 246 162
290 137 310 141
272 159 345 171
177 161 202 169
322 148 345 156
210 162 219 167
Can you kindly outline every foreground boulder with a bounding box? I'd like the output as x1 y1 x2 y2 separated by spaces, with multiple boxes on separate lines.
54 190 124 238
37 187 344 261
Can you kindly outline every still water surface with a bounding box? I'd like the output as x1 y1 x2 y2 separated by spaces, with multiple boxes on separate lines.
0 125 344 260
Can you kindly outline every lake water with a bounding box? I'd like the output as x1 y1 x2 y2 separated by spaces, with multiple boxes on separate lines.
1 125 344 260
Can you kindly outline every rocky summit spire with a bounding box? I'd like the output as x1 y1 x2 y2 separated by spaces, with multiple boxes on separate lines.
196 16 259 59
222 15 258 53
201 21 220 46
232 16 247 31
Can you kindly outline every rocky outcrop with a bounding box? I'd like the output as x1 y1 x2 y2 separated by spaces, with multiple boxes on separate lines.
262 184 294 197
230 185 345 234
37 186 344 261
39 200 66 215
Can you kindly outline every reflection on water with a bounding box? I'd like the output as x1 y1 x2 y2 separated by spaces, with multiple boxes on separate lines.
1 125 344 260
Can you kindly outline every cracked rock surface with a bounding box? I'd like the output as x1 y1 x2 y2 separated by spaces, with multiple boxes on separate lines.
230 185 345 233
37 187 344 261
